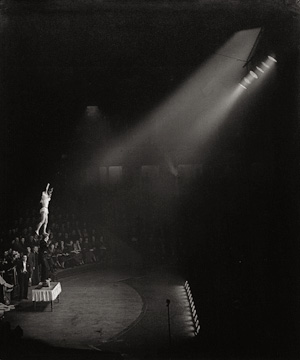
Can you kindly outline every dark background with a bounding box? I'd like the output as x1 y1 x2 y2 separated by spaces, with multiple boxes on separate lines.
1 0 300 357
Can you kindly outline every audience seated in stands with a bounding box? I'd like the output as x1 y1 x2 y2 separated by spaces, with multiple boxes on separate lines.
0 203 177 302
0 274 14 305
82 237 96 264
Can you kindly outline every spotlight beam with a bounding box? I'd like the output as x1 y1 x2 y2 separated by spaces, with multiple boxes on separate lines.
90 28 265 170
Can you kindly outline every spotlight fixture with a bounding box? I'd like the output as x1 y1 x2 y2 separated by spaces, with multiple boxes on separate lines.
184 281 200 336
268 55 277 62
239 83 247 90
256 66 264 73
239 54 277 90
250 71 258 79
261 61 270 69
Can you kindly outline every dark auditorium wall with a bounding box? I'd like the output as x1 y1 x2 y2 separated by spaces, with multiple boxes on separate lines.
184 49 300 356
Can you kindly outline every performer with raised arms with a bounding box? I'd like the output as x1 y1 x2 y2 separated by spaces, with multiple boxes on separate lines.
35 183 53 236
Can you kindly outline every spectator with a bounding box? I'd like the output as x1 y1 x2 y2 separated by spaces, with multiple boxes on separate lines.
2 250 19 287
26 247 35 287
70 229 78 242
53 242 63 268
65 239 73 254
48 232 55 246
57 240 66 269
27 235 35 248
90 236 99 262
28 226 34 237
12 238 23 255
82 237 96 264
64 240 79 267
16 255 31 300
19 238 27 255
48 243 60 267
98 235 107 264
31 235 40 249
0 275 14 289
82 228 89 238
0 275 14 305
72 240 84 265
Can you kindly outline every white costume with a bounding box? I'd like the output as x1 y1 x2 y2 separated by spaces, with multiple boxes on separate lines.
40 191 51 214
36 184 53 235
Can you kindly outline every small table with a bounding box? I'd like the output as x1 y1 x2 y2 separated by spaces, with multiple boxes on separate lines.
32 282 62 311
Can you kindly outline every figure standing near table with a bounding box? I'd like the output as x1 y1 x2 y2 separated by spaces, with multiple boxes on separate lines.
26 246 35 287
16 255 31 300
32 246 40 286
36 183 53 236
39 234 51 285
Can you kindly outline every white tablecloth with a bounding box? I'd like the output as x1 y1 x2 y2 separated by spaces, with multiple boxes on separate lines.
32 282 62 302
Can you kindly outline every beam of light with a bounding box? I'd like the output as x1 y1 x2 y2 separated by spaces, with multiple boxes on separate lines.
187 332 196 338
184 84 244 151
183 319 195 325
177 292 189 298
176 288 188 294
187 326 196 332
94 28 262 169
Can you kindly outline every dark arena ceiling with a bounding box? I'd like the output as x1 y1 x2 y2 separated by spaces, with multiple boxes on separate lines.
1 0 298 115
0 0 299 201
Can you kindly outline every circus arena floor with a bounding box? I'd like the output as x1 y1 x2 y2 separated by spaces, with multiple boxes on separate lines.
4 263 197 360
